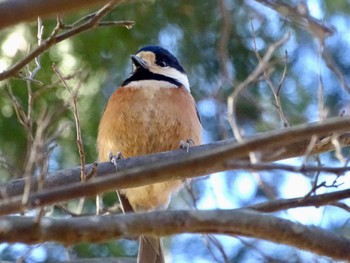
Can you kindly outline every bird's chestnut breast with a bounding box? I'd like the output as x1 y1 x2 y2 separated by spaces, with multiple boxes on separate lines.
97 86 201 161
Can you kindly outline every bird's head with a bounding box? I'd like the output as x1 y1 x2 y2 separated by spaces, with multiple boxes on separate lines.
122 45 190 91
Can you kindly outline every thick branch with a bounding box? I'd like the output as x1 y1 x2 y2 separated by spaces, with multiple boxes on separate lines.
1 210 349 260
0 118 350 215
0 0 114 30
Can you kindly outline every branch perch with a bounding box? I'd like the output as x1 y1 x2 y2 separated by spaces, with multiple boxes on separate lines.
0 117 350 215
1 209 349 260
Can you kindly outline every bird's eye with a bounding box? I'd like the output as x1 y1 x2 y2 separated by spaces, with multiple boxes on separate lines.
159 61 168 67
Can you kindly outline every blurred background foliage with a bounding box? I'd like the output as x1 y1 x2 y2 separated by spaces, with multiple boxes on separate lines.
1 0 350 262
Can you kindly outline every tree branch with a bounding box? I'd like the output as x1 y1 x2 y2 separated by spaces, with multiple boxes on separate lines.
253 0 334 41
0 0 131 81
0 0 117 30
1 209 349 260
0 117 350 215
247 188 350 212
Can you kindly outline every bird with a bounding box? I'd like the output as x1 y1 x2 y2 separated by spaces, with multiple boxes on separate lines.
97 45 202 263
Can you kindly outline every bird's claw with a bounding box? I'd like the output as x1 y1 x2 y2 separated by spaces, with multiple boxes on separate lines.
179 139 195 153
109 151 124 167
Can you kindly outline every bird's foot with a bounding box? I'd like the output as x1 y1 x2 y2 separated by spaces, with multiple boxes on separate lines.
179 139 195 153
109 151 124 167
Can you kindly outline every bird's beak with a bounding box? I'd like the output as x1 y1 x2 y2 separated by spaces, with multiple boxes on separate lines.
131 55 149 70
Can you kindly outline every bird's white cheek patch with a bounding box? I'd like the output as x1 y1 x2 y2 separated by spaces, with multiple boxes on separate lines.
151 67 190 92
124 80 179 89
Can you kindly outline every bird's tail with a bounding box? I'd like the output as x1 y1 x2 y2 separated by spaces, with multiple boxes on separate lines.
137 236 164 263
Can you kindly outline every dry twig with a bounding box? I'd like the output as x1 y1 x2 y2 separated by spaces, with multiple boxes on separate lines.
249 18 290 127
227 32 290 140
52 64 87 181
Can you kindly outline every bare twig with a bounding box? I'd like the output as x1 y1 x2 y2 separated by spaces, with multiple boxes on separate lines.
52 64 86 181
16 244 42 263
276 50 288 97
205 234 230 263
250 18 290 127
185 170 230 262
4 84 31 136
253 0 350 95
217 0 232 83
227 32 290 140
54 204 91 217
332 133 347 165
236 237 280 262
29 17 44 79
301 135 318 165
317 62 326 121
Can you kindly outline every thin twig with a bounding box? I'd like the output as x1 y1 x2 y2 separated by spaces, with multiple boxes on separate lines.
301 135 318 165
29 17 44 79
203 234 230 263
250 18 290 127
227 32 290 140
52 64 86 181
332 133 346 165
276 50 288 96
226 161 350 175
236 237 281 262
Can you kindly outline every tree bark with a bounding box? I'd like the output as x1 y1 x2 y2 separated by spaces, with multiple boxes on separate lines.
0 210 349 260
0 0 116 30
0 117 350 215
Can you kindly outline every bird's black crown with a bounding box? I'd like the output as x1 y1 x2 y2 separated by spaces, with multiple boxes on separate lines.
138 45 186 73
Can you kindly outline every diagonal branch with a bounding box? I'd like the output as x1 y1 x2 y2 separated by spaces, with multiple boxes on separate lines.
0 0 116 30
253 0 334 41
0 209 349 260
0 0 132 81
0 117 350 215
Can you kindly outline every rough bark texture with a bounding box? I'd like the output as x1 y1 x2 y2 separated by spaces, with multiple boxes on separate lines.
0 210 349 260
